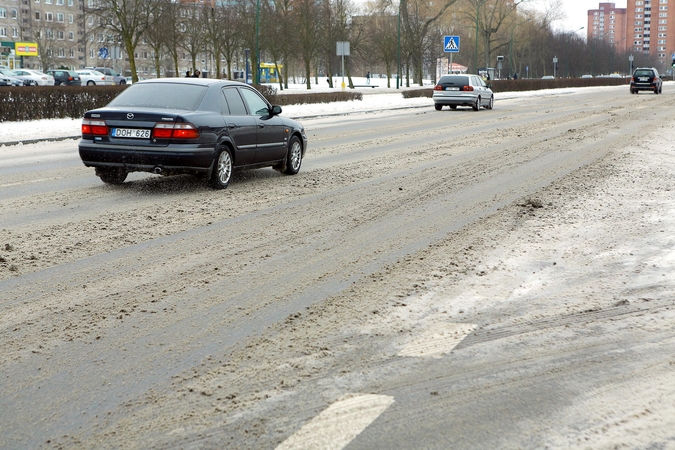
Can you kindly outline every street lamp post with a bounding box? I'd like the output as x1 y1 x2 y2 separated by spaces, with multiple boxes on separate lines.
397 2 401 89
255 0 260 85
553 56 558 78
629 54 634 75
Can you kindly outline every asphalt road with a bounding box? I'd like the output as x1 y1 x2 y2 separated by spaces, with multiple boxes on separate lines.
1 86 674 449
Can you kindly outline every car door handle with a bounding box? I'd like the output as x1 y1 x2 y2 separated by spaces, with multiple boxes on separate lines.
258 123 265 129
227 123 237 129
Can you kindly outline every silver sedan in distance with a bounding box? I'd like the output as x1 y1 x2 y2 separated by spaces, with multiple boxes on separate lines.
433 74 494 111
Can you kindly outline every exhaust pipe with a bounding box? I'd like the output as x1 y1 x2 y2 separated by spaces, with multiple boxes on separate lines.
154 166 163 174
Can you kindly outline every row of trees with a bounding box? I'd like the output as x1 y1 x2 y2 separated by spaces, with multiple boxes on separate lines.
87 0 663 88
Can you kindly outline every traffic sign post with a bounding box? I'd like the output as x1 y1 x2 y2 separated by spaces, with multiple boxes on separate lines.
336 41 350 89
443 36 460 75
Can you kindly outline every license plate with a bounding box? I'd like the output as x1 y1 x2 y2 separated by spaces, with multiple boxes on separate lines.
112 128 151 139
638 77 648 81
446 87 460 91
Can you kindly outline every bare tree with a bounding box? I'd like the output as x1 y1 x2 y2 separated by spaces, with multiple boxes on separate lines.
293 0 322 89
88 0 163 82
181 4 207 76
398 0 460 86
144 0 173 78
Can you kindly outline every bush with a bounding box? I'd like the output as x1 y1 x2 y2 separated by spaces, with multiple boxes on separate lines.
0 85 127 122
0 84 362 122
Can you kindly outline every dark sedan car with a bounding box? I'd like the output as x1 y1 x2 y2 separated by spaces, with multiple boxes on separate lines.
630 67 662 94
79 78 307 189
46 69 82 86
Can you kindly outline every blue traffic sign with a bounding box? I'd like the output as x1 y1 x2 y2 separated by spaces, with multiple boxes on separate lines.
443 36 460 53
98 47 108 59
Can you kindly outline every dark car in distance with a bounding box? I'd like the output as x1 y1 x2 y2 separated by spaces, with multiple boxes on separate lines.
630 67 662 94
46 69 82 86
78 78 308 189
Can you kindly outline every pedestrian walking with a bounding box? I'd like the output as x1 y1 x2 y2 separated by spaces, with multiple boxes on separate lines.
185 70 192 77
366 71 371 84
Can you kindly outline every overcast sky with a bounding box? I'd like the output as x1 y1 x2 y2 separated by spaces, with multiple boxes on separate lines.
530 0 628 37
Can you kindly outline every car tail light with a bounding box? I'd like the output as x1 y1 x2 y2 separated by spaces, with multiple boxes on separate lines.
462 86 474 91
434 85 443 91
82 118 109 136
152 122 200 140
68 76 74 81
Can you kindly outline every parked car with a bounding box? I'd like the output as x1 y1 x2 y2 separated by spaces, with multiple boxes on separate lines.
0 74 12 87
630 67 662 94
432 74 494 111
0 68 27 86
46 69 82 86
76 69 113 86
11 69 55 86
85 67 126 85
541 75 555 80
78 78 308 189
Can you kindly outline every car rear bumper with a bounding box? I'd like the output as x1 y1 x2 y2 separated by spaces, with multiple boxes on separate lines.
79 141 216 173
433 93 479 106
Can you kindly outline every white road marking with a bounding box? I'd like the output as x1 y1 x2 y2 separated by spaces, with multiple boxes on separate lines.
276 393 395 450
399 322 477 358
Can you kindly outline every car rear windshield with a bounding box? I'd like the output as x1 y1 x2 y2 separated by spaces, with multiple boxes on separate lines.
634 70 654 77
438 76 469 85
107 83 208 111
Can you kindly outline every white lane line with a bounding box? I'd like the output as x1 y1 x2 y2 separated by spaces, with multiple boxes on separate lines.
276 393 395 450
399 322 477 359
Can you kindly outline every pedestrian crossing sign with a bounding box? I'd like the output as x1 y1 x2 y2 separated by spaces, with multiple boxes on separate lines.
444 36 460 53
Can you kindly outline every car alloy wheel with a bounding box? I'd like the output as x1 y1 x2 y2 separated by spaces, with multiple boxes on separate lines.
473 96 481 111
284 136 303 175
210 147 233 189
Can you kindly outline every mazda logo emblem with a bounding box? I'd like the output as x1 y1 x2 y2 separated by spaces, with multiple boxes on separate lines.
127 113 134 119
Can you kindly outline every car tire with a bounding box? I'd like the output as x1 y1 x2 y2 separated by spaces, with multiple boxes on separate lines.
87 81 95 86
58 81 65 86
434 103 442 111
450 105 457 110
630 88 636 94
120 80 126 85
283 135 303 175
486 95 494 110
96 168 128 185
473 96 481 111
209 147 233 189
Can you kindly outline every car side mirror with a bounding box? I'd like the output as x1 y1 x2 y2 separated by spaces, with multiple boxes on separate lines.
271 105 282 115
486 83 492 89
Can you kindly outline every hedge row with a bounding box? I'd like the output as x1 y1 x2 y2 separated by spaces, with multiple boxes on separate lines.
0 77 627 122
0 83 363 122
402 76 630 98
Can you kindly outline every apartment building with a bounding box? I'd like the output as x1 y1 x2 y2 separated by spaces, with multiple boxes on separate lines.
587 3 628 53
0 0 86 70
626 0 674 64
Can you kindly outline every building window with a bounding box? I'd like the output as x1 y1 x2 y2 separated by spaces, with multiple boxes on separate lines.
68 13 72 23
0 27 7 37
69 31 74 40
34 11 40 20
12 27 19 37
56 0 63 4
45 11 53 21
56 12 64 22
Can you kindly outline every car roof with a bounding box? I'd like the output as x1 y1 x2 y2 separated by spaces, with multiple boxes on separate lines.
135 77 248 88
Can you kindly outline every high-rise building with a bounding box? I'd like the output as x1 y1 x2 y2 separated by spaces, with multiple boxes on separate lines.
626 0 674 64
587 3 628 53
